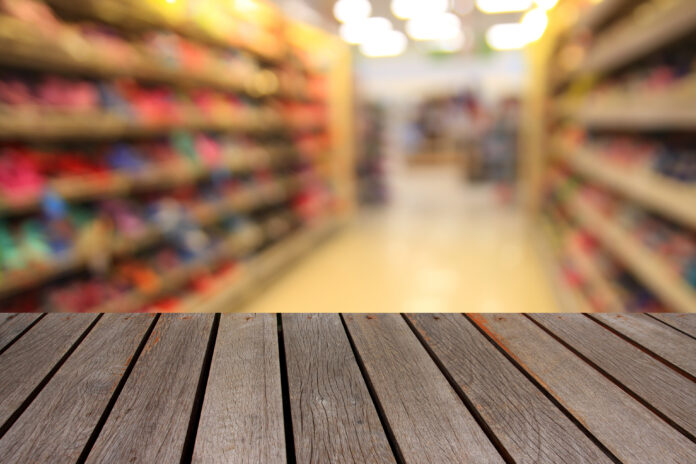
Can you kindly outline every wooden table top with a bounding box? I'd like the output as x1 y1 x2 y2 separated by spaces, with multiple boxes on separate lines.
0 312 694 463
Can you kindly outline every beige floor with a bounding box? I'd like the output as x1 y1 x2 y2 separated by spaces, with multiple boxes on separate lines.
246 166 561 313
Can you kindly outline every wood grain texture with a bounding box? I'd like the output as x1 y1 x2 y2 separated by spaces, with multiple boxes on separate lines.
0 313 41 352
531 314 696 437
0 314 155 463
470 314 696 464
649 314 696 338
85 314 214 464
591 313 696 377
192 314 285 464
343 314 503 464
283 314 396 464
407 313 613 464
0 314 97 428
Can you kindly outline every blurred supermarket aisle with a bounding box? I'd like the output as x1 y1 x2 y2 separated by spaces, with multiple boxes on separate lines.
247 166 559 313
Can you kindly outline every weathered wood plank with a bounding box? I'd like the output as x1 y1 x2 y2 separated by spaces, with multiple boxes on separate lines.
591 313 696 377
470 314 696 464
343 314 503 464
283 314 396 464
532 314 696 438
0 314 98 430
0 313 41 352
0 314 155 463
407 313 613 464
192 314 285 464
649 314 696 338
85 314 214 464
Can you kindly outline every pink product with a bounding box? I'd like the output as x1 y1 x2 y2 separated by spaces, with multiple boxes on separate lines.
0 76 99 111
47 279 125 312
593 138 657 169
195 135 222 166
0 147 45 200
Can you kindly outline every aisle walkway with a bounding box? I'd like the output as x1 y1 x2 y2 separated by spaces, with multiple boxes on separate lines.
248 167 560 313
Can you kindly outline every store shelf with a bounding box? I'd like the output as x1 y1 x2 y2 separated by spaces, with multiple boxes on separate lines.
0 146 296 216
0 180 297 299
91 213 336 313
42 0 283 62
581 0 696 76
555 76 696 130
0 16 266 96
565 235 626 313
568 195 696 313
573 0 632 32
0 105 283 141
535 220 595 313
91 223 266 313
553 141 696 229
184 216 342 312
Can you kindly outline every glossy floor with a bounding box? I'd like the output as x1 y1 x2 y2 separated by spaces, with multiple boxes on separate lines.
248 167 560 313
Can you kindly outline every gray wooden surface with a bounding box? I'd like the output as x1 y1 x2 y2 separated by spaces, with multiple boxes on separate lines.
649 313 696 338
0 312 694 464
283 314 396 464
470 314 696 464
0 314 154 463
591 313 696 377
193 314 286 464
343 314 504 464
531 314 696 437
407 313 613 464
85 314 214 464
0 314 97 430
0 314 41 352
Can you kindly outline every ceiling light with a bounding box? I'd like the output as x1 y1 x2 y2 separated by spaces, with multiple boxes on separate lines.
521 8 548 42
476 0 533 14
339 16 392 45
391 0 449 20
333 0 372 24
360 29 408 57
485 23 527 50
406 12 461 41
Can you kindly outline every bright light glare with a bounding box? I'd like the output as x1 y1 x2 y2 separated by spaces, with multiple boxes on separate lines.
406 12 461 41
476 0 533 14
535 0 558 9
486 23 527 50
333 0 372 23
486 8 548 50
360 29 408 57
339 16 392 45
391 0 449 20
521 8 548 42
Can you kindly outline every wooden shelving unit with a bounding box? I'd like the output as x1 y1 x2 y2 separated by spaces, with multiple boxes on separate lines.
524 0 696 313
534 220 596 313
581 0 696 76
552 140 696 229
0 148 296 215
0 105 283 140
181 217 341 313
554 0 696 86
569 196 696 313
0 180 298 300
0 0 354 312
555 75 696 130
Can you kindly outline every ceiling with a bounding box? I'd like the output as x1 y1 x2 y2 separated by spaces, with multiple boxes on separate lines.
302 0 523 37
